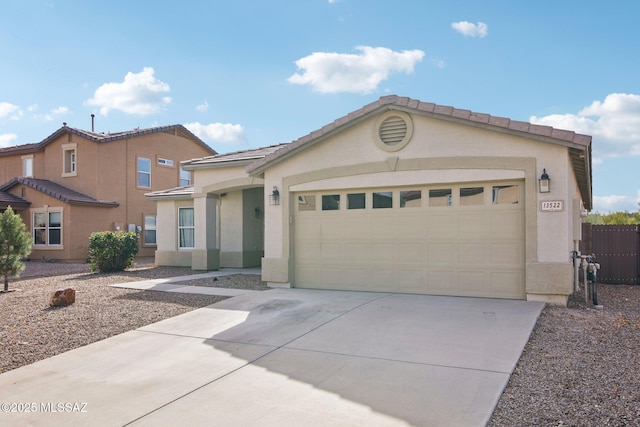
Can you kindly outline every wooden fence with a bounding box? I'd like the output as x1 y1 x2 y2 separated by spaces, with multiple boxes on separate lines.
581 224 640 285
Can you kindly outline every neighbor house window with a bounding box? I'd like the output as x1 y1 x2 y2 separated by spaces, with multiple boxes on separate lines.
137 157 151 188
32 209 62 246
157 158 174 166
179 167 191 186
178 207 195 248
22 155 33 177
62 143 77 177
144 215 157 245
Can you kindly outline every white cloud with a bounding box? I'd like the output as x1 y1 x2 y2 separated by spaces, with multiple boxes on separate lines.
196 100 209 112
184 122 247 145
592 193 640 213
530 93 640 158
451 21 488 38
288 46 425 94
85 67 171 116
0 133 18 148
35 105 71 122
0 102 23 120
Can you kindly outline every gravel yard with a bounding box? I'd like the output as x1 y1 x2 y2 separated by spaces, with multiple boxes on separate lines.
0 260 265 374
2 261 639 425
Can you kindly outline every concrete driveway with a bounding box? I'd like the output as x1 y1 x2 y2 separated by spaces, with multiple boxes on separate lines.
0 289 543 427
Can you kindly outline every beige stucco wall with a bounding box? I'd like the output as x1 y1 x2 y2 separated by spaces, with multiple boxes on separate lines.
260 111 585 303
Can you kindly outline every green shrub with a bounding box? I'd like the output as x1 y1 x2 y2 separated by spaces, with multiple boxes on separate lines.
88 231 139 273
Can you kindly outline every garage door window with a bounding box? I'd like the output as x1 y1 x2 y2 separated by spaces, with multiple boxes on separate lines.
298 195 316 211
429 189 452 207
322 195 340 210
492 185 519 204
460 187 484 206
400 190 421 207
347 193 366 209
373 191 393 209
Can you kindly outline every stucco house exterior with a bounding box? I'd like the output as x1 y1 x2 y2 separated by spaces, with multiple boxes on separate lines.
0 124 216 262
148 95 592 305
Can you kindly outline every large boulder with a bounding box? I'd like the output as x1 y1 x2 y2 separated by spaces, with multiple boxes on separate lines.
50 288 76 306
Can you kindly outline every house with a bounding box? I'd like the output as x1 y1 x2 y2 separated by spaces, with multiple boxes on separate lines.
0 124 216 262
147 95 592 305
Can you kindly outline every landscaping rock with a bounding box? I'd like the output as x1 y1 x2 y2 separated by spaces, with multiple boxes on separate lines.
50 288 76 306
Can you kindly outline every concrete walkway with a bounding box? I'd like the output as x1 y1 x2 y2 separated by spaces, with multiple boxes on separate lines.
0 287 543 427
108 267 262 297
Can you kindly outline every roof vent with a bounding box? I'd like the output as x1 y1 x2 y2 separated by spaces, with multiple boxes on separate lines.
375 111 413 152
379 115 408 146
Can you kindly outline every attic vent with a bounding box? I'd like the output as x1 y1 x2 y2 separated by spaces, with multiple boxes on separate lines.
374 111 414 152
379 116 407 146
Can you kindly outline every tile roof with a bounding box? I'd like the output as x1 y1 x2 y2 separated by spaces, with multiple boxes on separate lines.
145 185 194 200
0 124 216 156
0 178 119 207
0 191 31 210
182 144 288 170
245 95 593 209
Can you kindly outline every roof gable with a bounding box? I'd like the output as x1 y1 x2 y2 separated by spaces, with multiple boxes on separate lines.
246 95 593 209
0 177 119 208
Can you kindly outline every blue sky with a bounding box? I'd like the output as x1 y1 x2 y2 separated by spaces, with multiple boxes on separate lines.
1 0 638 213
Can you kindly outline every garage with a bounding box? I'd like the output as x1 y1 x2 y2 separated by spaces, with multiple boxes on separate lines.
293 181 525 299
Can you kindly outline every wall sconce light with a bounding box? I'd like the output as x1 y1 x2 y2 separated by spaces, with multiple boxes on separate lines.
269 186 280 206
539 169 550 193
254 207 261 218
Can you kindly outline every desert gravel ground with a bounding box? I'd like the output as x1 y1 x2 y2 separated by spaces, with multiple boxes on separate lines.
0 260 265 374
1 261 639 425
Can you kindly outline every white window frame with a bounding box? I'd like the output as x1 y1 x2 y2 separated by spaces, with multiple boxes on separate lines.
62 143 77 177
22 155 34 177
157 157 174 167
137 157 151 188
31 208 63 248
179 167 191 187
143 214 157 246
178 207 195 249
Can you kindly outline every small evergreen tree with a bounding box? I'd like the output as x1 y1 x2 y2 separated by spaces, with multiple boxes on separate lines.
0 206 32 292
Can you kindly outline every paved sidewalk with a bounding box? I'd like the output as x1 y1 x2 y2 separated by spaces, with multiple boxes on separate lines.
108 267 262 297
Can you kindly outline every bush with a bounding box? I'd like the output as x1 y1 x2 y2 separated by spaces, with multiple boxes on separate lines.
88 231 139 273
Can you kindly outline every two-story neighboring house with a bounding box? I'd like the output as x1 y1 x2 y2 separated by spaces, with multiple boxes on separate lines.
0 123 216 262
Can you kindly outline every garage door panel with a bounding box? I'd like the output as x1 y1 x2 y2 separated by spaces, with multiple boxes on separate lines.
294 182 524 299
428 243 459 265
459 242 490 265
345 243 372 265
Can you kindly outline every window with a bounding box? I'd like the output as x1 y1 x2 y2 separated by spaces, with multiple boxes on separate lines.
373 191 393 209
144 215 157 245
179 167 191 187
492 185 519 204
460 187 484 206
322 195 340 211
429 189 452 207
32 210 62 246
347 193 366 209
157 158 174 166
298 195 316 211
178 207 195 248
22 156 33 177
62 143 77 177
137 157 151 188
400 190 421 208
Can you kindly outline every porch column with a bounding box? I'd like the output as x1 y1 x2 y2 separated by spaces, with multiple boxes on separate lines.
191 194 219 270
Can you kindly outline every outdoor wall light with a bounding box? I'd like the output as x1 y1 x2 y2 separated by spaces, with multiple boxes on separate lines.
539 169 550 193
269 186 280 206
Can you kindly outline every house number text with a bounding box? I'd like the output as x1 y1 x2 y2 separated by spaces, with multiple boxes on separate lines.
541 200 563 212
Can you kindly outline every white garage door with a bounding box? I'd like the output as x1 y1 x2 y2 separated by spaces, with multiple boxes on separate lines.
293 181 525 299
